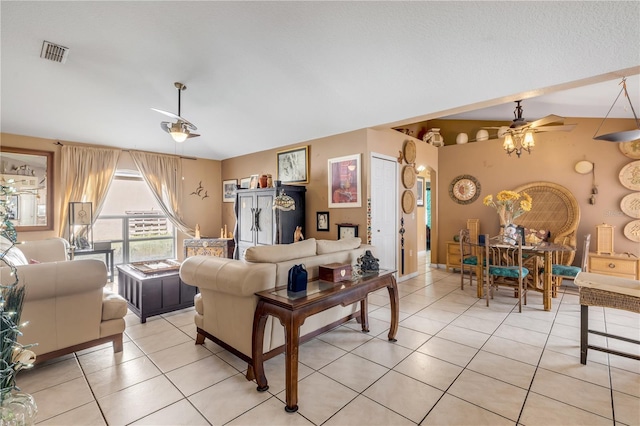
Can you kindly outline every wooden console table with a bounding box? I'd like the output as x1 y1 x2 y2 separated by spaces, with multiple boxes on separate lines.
251 269 399 413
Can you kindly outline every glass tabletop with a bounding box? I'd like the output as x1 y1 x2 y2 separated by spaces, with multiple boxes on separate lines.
269 269 395 301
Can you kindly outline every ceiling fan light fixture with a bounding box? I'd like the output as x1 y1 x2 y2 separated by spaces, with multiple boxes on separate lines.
523 130 535 148
503 134 515 151
170 130 189 143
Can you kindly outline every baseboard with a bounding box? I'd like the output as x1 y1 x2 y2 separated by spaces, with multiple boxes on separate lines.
397 272 418 282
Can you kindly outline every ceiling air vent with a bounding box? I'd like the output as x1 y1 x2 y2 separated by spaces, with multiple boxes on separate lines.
40 41 69 64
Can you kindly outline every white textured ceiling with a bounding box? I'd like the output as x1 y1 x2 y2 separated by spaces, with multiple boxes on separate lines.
2 1 639 160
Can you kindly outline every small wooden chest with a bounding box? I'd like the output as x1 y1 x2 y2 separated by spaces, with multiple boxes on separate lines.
319 263 352 282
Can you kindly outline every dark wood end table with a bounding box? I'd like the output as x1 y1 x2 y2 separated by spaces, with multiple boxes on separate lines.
251 269 399 412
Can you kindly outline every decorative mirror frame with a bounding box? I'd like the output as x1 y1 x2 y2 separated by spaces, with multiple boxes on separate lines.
0 147 54 231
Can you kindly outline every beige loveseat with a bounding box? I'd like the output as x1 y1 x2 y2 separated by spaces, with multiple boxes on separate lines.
0 237 128 363
179 237 372 368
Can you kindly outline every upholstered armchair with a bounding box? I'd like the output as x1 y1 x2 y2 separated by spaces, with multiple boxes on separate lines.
0 237 128 363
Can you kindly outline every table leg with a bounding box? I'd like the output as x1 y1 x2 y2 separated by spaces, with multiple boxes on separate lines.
580 304 588 364
284 315 300 413
251 300 269 392
543 252 552 311
386 276 399 342
109 250 114 283
360 298 370 332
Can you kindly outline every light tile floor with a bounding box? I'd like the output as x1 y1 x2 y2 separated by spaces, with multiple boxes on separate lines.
18 253 640 425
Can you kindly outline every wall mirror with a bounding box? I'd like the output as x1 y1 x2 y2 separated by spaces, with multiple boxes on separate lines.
0 147 54 231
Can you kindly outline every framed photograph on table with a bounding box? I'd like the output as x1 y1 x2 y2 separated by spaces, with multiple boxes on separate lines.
316 211 330 231
249 174 259 189
277 146 309 184
222 179 237 203
328 154 361 208
416 176 425 206
240 177 251 189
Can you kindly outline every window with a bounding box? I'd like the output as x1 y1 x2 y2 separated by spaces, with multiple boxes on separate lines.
93 171 175 264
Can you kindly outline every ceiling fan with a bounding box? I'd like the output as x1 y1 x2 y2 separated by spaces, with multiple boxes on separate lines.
151 82 200 143
483 100 576 157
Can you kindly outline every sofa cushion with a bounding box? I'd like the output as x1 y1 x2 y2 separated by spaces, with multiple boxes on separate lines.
245 238 317 263
316 238 361 255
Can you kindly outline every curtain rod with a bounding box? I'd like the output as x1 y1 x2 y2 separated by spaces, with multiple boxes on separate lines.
53 141 197 160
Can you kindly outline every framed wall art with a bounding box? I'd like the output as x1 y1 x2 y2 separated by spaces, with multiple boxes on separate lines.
328 154 361 208
316 211 330 231
222 179 237 202
416 176 425 206
277 146 309 184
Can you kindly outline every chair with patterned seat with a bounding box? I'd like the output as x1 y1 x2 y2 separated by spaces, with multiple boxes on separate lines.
483 234 530 312
550 234 590 295
459 228 479 290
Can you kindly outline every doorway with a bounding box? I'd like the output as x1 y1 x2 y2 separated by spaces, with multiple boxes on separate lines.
370 154 397 271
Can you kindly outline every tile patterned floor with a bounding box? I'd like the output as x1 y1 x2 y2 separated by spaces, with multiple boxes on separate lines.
18 253 640 425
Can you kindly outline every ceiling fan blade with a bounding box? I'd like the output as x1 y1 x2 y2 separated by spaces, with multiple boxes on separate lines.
187 133 200 139
160 122 171 133
534 124 577 133
528 114 565 128
151 108 182 121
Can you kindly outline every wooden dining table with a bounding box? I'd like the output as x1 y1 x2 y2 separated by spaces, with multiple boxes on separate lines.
474 240 575 311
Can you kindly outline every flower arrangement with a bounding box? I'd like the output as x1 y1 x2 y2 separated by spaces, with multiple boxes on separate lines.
483 190 533 227
0 181 37 423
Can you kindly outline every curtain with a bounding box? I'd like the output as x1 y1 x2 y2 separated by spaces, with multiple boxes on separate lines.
129 151 194 236
58 145 121 238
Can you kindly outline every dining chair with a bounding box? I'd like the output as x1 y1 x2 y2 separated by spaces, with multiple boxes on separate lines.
550 234 591 295
483 234 530 312
459 228 478 290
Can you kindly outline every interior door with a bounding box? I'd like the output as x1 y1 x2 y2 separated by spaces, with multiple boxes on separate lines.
370 154 397 271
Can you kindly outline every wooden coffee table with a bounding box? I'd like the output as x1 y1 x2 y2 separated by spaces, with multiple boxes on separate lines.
251 269 399 412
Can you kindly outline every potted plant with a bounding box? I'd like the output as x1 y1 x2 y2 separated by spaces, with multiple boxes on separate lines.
0 181 37 425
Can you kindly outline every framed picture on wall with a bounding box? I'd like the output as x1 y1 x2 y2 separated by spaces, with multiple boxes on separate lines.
416 176 425 206
328 154 361 208
316 211 330 231
277 146 309 184
222 179 237 203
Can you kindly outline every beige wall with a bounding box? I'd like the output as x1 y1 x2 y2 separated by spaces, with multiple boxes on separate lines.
1 133 222 260
221 130 369 242
221 127 439 278
435 117 640 265
5 114 638 271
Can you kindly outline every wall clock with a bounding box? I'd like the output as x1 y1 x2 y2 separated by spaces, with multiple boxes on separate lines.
337 223 359 239
449 175 481 205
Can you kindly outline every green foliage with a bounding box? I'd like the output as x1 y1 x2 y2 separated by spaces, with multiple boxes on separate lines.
0 182 35 401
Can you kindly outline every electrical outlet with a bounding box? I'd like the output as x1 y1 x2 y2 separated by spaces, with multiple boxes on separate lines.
409 249 413 256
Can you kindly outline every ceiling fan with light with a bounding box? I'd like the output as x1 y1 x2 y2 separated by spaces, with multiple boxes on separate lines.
152 82 200 143
483 100 576 157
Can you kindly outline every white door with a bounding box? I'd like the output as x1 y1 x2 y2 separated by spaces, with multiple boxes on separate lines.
370 154 397 271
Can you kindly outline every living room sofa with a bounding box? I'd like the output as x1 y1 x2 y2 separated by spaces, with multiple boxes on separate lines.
0 237 128 363
179 237 372 369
